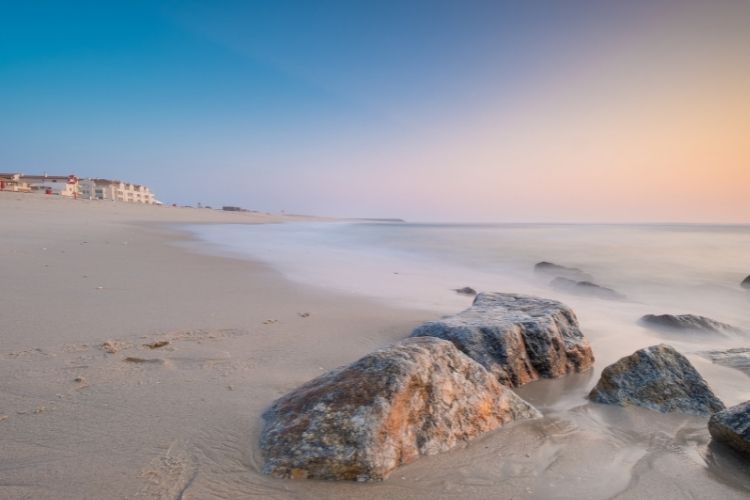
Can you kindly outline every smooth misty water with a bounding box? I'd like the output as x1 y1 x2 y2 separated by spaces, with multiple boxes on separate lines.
188 221 749 327
186 221 750 498
186 221 750 402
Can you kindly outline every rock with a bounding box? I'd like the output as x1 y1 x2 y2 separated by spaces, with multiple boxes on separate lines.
588 344 725 416
100 340 128 354
534 261 593 282
701 348 750 377
123 356 165 365
453 286 477 296
640 314 742 334
144 340 169 349
550 277 625 300
709 401 750 455
410 292 594 387
742 275 750 289
260 337 540 481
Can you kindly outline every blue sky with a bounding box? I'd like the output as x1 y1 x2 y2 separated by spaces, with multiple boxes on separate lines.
2 1 748 221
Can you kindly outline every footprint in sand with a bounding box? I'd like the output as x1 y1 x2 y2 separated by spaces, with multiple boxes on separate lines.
136 439 197 499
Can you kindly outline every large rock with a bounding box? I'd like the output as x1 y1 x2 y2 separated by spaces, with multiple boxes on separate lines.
534 261 593 282
410 292 594 387
588 344 725 416
709 401 750 455
260 337 540 481
742 275 750 290
550 277 625 300
701 348 750 377
640 314 742 334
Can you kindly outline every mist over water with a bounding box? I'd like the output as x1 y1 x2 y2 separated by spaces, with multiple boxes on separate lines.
187 221 750 498
189 222 749 322
188 221 750 388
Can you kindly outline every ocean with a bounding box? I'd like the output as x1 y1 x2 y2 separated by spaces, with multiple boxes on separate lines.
186 220 749 395
184 220 750 497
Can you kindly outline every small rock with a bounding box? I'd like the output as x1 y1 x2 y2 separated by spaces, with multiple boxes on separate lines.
297 312 311 318
700 348 750 377
263 319 278 325
742 275 750 290
550 277 625 300
534 261 593 282
588 344 725 416
144 340 170 349
410 292 594 387
101 340 127 354
260 337 540 481
123 356 165 365
74 376 86 383
709 400 750 455
453 287 477 296
640 314 742 334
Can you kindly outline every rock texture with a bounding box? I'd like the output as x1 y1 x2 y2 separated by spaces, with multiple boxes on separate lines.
260 337 540 481
640 314 742 334
550 277 625 300
701 348 750 377
709 401 750 455
742 275 750 290
410 292 594 387
534 261 593 282
589 344 725 416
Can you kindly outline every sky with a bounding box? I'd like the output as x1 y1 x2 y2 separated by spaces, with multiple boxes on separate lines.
1 0 749 222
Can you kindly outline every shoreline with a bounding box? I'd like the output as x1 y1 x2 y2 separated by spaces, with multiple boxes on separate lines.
0 193 432 499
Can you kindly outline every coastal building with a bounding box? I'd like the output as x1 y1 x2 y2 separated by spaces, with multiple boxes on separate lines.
0 173 79 196
0 173 30 192
23 174 79 197
78 179 156 204
0 173 157 204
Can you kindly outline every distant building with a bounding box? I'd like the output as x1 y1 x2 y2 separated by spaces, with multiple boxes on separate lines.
0 173 157 204
79 178 156 204
0 173 30 192
23 174 79 197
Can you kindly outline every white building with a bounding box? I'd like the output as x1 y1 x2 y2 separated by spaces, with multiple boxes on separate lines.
0 173 157 204
79 178 156 204
22 174 79 196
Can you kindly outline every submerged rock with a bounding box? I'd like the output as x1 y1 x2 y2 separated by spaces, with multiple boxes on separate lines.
453 286 477 296
550 277 625 300
260 337 540 481
588 344 725 416
742 275 750 289
410 292 594 387
709 401 750 455
534 261 593 282
640 314 742 334
701 348 750 377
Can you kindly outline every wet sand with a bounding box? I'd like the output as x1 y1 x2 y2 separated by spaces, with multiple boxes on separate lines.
1 192 749 499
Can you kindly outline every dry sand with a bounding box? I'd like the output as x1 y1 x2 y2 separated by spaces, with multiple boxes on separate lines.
1 192 749 499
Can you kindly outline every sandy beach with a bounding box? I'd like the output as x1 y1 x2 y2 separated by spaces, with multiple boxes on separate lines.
0 193 430 499
2 192 749 500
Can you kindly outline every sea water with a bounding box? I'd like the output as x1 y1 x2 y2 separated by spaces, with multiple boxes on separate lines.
185 221 750 497
187 221 750 397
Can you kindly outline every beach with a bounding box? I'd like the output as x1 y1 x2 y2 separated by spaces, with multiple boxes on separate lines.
0 193 430 499
2 192 749 499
